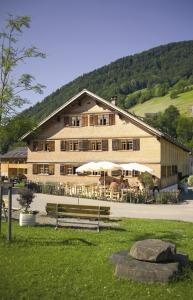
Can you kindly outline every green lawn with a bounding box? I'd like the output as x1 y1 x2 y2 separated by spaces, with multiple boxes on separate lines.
129 89 193 117
1 219 193 300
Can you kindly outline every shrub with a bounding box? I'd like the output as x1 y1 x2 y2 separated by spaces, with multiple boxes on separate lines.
139 172 154 189
188 175 193 187
17 189 35 213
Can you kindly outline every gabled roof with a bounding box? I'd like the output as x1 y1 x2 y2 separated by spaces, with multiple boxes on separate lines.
21 89 190 153
0 147 27 159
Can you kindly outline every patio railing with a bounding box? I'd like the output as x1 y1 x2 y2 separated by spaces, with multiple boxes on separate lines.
27 181 181 204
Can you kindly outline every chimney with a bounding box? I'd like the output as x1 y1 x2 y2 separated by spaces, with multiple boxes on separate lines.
110 96 117 106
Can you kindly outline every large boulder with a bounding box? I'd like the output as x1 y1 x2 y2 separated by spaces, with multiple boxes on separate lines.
113 252 180 283
130 239 176 262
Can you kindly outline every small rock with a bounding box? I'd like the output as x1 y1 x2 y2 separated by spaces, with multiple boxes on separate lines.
130 239 176 262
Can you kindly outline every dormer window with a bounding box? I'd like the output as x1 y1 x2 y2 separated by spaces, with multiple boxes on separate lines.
89 113 115 126
98 114 109 125
63 115 88 127
71 116 81 127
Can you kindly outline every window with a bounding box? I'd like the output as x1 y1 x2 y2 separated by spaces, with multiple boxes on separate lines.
89 113 115 126
32 141 55 152
167 166 172 177
112 139 140 151
122 170 139 177
90 140 102 151
71 116 81 127
63 115 88 127
32 164 55 175
33 141 44 151
60 164 77 175
45 141 55 151
161 165 177 177
121 140 133 150
61 140 79 151
98 114 109 125
172 165 178 175
161 166 167 177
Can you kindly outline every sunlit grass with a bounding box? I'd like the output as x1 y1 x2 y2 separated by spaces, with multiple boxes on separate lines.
1 219 193 300
129 89 193 117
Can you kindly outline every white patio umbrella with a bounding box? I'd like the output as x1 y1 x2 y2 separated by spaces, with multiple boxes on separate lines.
76 161 122 188
120 163 153 173
76 162 97 173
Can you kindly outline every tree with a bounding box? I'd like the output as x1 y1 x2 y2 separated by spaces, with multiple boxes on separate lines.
170 90 178 99
159 105 180 137
0 15 46 126
176 116 193 144
0 115 36 153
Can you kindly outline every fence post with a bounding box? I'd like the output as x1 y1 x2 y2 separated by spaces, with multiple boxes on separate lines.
7 186 12 242
0 184 3 234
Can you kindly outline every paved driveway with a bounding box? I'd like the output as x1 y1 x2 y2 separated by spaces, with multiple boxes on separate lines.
11 189 193 223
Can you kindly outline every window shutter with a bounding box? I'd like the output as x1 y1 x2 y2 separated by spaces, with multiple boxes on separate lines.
33 164 38 174
67 141 71 151
61 140 66 151
79 140 83 151
102 140 108 151
89 115 94 126
161 166 166 177
82 115 88 127
79 140 89 151
82 140 89 151
73 166 76 174
112 139 119 151
94 115 98 125
133 139 140 151
64 116 70 126
109 114 115 125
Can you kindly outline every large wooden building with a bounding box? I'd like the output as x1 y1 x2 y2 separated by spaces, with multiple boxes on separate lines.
21 89 191 188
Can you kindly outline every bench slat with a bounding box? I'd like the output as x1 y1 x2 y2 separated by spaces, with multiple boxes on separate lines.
57 213 110 220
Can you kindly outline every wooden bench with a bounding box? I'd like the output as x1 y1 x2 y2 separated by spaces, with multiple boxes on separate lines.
46 203 110 232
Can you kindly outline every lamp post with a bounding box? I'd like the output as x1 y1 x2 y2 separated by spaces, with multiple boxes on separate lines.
0 181 13 241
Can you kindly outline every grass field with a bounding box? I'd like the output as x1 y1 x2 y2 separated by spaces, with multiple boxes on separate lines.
129 89 193 117
1 219 193 300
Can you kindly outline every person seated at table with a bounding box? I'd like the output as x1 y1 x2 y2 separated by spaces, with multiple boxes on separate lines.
152 175 160 194
98 174 105 186
109 179 119 192
136 177 145 191
119 175 124 183
123 179 129 189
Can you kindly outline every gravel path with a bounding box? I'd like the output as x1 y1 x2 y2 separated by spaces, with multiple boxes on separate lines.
10 189 193 223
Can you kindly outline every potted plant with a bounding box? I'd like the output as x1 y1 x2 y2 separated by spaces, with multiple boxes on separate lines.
17 189 37 226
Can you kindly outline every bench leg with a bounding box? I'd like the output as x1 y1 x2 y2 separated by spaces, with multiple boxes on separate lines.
97 219 100 232
55 217 58 230
3 208 8 222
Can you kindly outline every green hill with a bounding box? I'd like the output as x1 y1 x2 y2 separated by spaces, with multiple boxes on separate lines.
23 41 193 121
129 89 193 117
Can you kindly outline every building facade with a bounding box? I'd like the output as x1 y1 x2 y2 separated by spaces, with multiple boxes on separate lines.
0 147 27 179
22 89 191 188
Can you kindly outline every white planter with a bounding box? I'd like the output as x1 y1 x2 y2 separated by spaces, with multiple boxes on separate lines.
19 213 36 226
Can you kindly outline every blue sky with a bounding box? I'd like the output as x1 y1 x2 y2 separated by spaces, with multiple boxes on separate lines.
1 0 193 110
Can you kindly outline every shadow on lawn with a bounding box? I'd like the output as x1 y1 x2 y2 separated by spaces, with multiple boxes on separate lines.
35 222 126 232
10 237 97 247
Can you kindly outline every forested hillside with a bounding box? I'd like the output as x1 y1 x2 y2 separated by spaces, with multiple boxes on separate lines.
24 41 193 121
